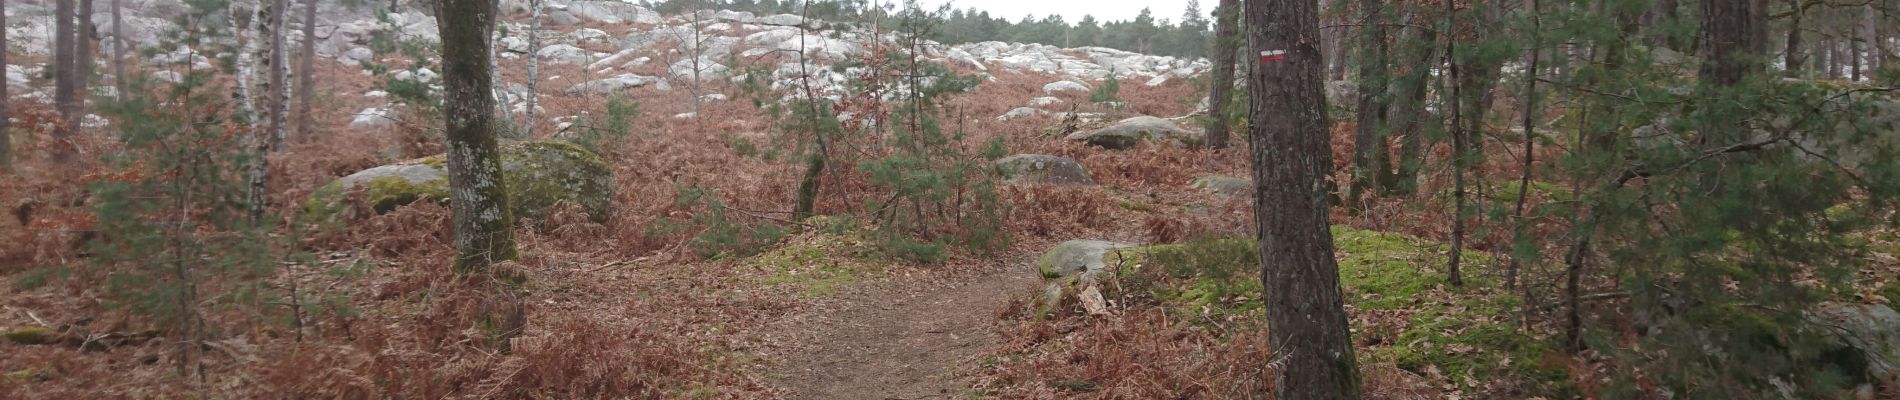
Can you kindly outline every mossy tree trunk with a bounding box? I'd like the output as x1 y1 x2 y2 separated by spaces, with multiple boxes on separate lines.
1204 0 1239 150
1245 0 1362 397
435 0 518 272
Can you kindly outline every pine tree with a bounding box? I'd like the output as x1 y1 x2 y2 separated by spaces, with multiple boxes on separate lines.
1246 0 1362 395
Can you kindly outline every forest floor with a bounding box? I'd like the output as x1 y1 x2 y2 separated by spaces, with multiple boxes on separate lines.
765 257 1035 399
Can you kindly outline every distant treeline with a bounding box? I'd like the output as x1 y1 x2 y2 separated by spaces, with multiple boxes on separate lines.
639 0 1216 58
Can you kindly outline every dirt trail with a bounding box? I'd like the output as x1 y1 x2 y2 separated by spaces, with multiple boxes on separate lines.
770 265 1037 399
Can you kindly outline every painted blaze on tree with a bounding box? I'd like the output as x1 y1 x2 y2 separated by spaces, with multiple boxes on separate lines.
435 0 518 271
1245 0 1363 397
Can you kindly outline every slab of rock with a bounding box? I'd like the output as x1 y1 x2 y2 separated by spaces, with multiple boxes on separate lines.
348 108 397 130
1065 116 1201 149
996 107 1039 121
1808 302 1900 380
1042 80 1091 94
304 141 615 223
536 44 597 65
996 154 1094 186
1036 240 1138 279
1191 175 1252 196
565 73 669 95
1027 96 1062 107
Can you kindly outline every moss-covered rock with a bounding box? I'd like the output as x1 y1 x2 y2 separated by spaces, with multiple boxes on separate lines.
1035 240 1138 279
3 326 55 345
996 154 1095 186
304 141 614 223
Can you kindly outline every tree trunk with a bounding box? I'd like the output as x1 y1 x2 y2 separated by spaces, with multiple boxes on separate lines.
296 0 317 143
77 0 94 108
1852 29 1864 82
1700 0 1767 86
1865 5 1879 75
268 0 288 150
1508 0 1542 290
1821 34 1836 79
54 0 77 161
791 3 825 221
489 0 514 138
1785 2 1804 78
1347 0 1390 211
0 0 9 169
436 0 519 272
112 0 125 99
523 0 541 137
1204 0 1240 150
1444 0 1467 287
1246 0 1363 396
1384 4 1439 195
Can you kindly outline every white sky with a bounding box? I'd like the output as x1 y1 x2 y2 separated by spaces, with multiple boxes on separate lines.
908 0 1198 25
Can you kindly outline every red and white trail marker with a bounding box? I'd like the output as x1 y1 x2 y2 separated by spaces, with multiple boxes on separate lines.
1259 50 1288 63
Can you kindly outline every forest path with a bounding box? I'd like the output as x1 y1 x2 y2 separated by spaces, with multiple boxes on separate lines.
768 262 1037 399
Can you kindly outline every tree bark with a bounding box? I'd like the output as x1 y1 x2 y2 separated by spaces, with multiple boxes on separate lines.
54 0 77 161
267 0 288 150
1508 0 1542 290
489 0 514 138
112 0 125 99
436 0 519 271
1700 0 1767 86
1785 0 1805 78
1384 4 1438 195
1347 0 1390 211
523 0 542 137
77 0 94 109
296 0 318 143
1204 0 1240 150
1246 0 1363 396
0 0 9 169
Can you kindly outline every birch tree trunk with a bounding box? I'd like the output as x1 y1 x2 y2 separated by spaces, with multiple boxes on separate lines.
435 0 519 271
1246 0 1362 395
296 0 317 142
268 0 289 150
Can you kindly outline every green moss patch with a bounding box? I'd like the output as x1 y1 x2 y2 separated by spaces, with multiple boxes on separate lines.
1093 227 1562 393
748 222 882 297
3 326 55 345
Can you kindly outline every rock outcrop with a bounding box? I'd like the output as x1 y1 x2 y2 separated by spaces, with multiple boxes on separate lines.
305 141 615 223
